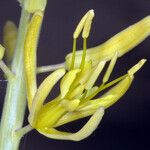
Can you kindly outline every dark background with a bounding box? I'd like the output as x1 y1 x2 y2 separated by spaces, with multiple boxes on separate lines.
0 0 150 150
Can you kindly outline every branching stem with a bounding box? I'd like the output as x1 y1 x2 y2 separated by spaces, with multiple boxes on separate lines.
0 8 30 150
0 60 15 79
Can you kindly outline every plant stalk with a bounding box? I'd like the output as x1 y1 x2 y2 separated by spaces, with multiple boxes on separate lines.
0 8 30 150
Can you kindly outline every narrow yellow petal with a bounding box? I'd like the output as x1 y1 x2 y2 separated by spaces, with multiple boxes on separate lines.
24 11 43 108
128 59 146 76
102 52 118 83
38 107 104 141
28 68 65 126
3 21 17 64
85 61 106 89
60 69 80 98
66 16 150 69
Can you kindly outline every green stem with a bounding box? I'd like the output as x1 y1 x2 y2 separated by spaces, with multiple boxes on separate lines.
15 125 33 138
37 62 65 74
0 60 15 79
0 9 30 150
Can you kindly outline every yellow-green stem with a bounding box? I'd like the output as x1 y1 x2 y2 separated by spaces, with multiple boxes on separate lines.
0 9 30 150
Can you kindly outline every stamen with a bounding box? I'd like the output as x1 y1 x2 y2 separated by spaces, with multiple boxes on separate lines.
85 59 146 101
102 51 118 84
73 60 92 86
80 38 87 70
71 10 95 71
73 10 90 39
80 10 95 70
70 38 77 70
85 61 106 90
82 9 95 39
80 86 98 104
84 74 127 101
128 59 146 76
79 75 133 111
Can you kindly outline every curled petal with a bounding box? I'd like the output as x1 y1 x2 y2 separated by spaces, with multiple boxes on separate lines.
28 68 65 126
37 107 104 141
24 11 43 108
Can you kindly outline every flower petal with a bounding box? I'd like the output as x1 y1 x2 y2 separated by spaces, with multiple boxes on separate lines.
85 61 106 89
37 107 104 141
79 75 133 111
28 68 65 126
66 16 150 69
24 11 43 108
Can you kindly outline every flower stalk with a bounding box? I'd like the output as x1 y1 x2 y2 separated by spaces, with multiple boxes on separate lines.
0 8 30 150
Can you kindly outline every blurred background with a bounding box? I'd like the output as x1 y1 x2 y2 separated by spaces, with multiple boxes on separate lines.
0 0 150 150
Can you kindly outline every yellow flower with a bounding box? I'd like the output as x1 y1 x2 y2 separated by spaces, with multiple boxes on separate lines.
24 10 146 141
